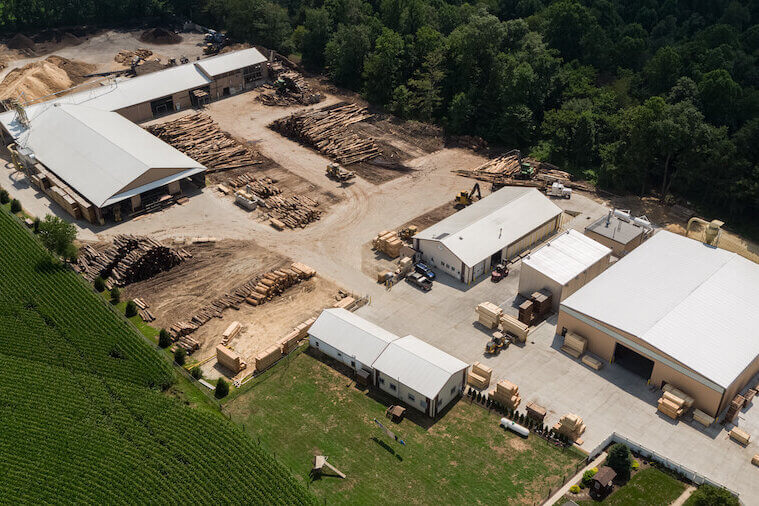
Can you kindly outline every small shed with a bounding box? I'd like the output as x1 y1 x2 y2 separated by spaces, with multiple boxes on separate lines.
519 230 611 311
591 466 616 496
584 212 650 257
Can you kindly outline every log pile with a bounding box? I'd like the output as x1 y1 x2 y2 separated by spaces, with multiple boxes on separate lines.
146 113 261 172
77 235 188 287
270 103 380 164
228 172 321 228
169 263 317 350
257 69 324 106
454 151 594 191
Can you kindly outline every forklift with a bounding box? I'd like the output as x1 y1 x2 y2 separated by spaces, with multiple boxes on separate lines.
485 332 508 355
455 183 482 207
490 262 509 283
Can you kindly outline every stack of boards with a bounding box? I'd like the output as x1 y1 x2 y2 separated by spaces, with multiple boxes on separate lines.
657 384 694 420
372 230 403 259
561 332 587 359
730 427 751 445
555 413 586 443
489 379 521 410
467 361 492 389
476 302 502 329
726 394 746 423
518 289 553 325
253 316 316 373
221 321 242 345
216 344 247 374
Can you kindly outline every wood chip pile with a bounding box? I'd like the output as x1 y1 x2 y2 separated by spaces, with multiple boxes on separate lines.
146 113 261 172
76 235 189 287
270 103 380 164
228 172 321 228
454 152 593 191
169 263 316 353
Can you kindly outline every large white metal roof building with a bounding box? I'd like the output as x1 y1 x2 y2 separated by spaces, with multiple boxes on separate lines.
558 231 759 416
18 104 205 208
413 187 563 283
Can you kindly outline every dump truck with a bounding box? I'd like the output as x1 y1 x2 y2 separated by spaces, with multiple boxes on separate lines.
326 162 355 182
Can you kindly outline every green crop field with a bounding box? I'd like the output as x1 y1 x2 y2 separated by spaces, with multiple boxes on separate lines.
0 207 315 504
225 348 585 505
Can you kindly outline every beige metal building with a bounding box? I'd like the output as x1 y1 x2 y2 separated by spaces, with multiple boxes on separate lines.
413 187 563 283
558 231 759 417
519 230 611 311
584 211 651 257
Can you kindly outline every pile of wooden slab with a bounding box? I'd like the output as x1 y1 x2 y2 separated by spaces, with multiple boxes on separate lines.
476 302 503 329
146 113 261 172
216 344 247 374
372 231 403 258
467 362 492 389
222 321 242 345
270 103 380 164
169 263 316 344
490 379 521 409
555 413 586 442
527 402 547 422
499 313 528 342
453 151 593 191
76 235 188 287
561 332 587 359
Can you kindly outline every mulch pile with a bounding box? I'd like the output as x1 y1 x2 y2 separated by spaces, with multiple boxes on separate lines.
140 28 182 45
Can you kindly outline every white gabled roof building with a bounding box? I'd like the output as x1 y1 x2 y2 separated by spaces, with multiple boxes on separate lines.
308 309 468 417
558 231 759 416
18 103 205 208
413 187 563 283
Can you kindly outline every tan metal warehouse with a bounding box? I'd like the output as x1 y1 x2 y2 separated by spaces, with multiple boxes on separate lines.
584 210 652 257
519 229 612 311
413 187 563 284
557 231 759 417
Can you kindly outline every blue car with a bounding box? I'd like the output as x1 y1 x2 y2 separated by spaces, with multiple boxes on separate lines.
414 262 436 281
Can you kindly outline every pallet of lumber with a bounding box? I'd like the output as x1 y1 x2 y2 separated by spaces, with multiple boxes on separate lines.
146 113 261 172
77 235 184 286
270 103 380 164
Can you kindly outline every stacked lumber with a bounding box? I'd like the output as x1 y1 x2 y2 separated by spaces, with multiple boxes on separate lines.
730 427 751 445
216 344 247 373
555 413 586 442
561 332 587 359
222 321 242 345
254 344 282 372
581 354 603 370
490 379 521 410
499 313 528 342
476 302 503 329
169 263 317 343
693 409 715 427
726 395 746 423
77 235 185 286
146 113 261 172
526 402 547 422
518 299 534 325
270 103 380 164
530 290 553 315
372 230 402 258
275 316 317 354
662 384 695 409
467 362 492 389
453 151 593 191
658 391 686 419
752 455 759 467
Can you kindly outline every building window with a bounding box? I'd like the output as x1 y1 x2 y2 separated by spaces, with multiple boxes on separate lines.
408 393 415 402
337 352 342 357
420 400 427 408
450 386 457 395
379 378 385 385
351 361 355 368
389 384 397 391
314 341 319 347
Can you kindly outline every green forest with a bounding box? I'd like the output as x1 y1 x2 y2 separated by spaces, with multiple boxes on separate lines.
2 0 758 229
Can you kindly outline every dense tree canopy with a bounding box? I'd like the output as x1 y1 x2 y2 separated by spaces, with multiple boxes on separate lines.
2 0 758 229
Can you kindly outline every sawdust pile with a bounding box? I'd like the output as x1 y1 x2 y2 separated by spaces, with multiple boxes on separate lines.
6 33 36 51
0 56 96 103
665 224 687 235
114 48 154 64
140 28 182 45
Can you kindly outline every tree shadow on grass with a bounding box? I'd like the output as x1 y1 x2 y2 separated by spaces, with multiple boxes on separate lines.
35 256 67 274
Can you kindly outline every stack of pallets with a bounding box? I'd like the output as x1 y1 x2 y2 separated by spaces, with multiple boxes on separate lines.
554 413 586 442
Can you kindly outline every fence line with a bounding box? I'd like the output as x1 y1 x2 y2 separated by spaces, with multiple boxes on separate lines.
588 432 739 498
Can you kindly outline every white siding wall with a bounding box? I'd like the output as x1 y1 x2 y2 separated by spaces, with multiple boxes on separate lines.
518 262 565 311
434 370 466 415
376 371 431 414
416 239 464 281
308 336 370 373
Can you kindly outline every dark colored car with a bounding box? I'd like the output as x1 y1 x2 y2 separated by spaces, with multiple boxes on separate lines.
414 262 436 281
406 272 432 291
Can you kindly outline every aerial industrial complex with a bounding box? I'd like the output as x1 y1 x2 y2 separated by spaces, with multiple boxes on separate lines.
2 28 758 504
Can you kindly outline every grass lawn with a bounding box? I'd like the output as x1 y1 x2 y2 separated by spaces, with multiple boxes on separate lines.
573 468 686 505
224 348 585 505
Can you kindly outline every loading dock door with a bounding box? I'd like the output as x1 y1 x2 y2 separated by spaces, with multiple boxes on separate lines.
150 96 174 117
473 260 485 279
613 342 654 379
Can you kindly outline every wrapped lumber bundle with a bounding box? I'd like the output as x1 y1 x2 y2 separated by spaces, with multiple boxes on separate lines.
254 344 282 372
693 409 715 427
146 113 261 172
476 302 503 329
269 103 380 164
730 427 751 445
499 313 528 342
555 413 586 441
561 332 587 359
216 344 246 373
662 384 695 409
490 379 521 409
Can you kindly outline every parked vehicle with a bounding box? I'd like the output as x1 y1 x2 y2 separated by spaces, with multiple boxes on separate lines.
406 272 432 291
414 262 436 280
